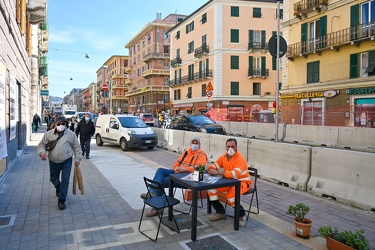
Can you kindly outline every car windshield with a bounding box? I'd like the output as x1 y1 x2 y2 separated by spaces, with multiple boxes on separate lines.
65 111 76 115
118 117 147 128
189 116 215 125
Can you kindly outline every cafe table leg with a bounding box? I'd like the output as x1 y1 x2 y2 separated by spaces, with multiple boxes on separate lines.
207 196 212 214
234 183 240 230
168 178 174 221
191 189 198 241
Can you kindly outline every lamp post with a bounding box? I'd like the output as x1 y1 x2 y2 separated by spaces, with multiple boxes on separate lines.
109 80 113 114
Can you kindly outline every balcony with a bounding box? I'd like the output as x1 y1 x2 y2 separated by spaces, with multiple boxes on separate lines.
248 42 268 51
294 0 328 19
248 68 269 78
171 57 182 68
41 76 48 88
287 21 375 60
169 70 213 87
111 74 126 79
27 0 47 24
112 84 127 90
39 65 48 76
125 66 132 73
194 43 209 58
125 86 170 98
125 78 132 86
39 56 47 66
142 68 170 78
112 94 127 100
143 52 170 63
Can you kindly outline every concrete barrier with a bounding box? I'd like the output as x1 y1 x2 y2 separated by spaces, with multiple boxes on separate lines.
283 124 339 147
246 123 277 140
227 122 248 136
162 129 186 154
248 139 311 190
216 121 230 135
308 148 375 211
337 127 375 153
153 128 167 149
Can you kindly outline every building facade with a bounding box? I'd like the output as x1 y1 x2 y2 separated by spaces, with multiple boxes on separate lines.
125 14 187 117
281 0 375 127
168 0 282 121
0 0 47 177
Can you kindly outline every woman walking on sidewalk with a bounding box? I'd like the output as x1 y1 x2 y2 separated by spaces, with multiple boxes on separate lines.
37 116 82 210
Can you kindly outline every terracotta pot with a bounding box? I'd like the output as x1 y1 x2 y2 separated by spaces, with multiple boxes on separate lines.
326 237 354 250
294 218 312 239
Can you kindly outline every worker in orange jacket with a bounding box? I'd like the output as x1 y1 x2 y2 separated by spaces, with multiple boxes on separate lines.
207 138 252 227
140 136 208 217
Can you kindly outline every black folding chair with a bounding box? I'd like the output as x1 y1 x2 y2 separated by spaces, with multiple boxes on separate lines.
138 177 180 242
223 166 259 221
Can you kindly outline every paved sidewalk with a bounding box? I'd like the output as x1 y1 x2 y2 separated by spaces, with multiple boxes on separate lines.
0 125 374 249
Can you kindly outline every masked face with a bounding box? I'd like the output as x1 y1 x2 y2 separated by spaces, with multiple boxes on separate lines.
56 124 65 132
85 116 90 121
191 144 199 151
227 147 235 156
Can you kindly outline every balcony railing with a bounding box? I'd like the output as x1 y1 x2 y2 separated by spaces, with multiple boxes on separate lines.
294 0 328 18
287 21 375 59
112 94 127 100
143 52 170 63
125 78 132 86
194 43 209 58
112 74 127 79
39 65 48 76
248 68 269 78
171 57 182 68
248 42 268 51
142 68 170 78
112 84 127 89
125 66 132 73
125 86 170 98
169 70 213 87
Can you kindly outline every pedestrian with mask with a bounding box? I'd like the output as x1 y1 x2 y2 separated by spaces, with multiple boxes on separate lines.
37 116 82 210
75 113 95 159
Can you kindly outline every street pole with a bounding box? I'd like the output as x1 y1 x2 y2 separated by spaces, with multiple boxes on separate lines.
275 1 280 142
109 80 113 114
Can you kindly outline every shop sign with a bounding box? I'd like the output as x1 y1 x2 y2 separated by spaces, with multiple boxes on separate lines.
323 90 337 97
294 92 324 99
348 87 375 95
174 103 193 108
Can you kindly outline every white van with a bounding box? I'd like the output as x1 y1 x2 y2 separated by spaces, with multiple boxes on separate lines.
95 114 158 151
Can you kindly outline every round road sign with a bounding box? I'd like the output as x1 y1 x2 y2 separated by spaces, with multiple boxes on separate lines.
102 84 108 91
206 90 213 98
268 35 287 57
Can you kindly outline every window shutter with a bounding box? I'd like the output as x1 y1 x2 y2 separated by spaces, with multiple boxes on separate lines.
199 61 203 78
272 56 276 70
350 53 358 79
186 25 189 34
301 23 307 42
261 30 266 49
261 57 266 76
307 62 313 83
249 56 254 75
206 58 209 75
350 4 360 27
249 30 254 49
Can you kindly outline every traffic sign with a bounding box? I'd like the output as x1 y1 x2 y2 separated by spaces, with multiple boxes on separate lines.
102 83 108 91
268 35 287 57
206 90 213 98
206 82 213 91
40 90 49 96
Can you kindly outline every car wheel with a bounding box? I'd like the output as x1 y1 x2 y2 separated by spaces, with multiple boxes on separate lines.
120 138 129 151
96 134 103 146
147 146 154 149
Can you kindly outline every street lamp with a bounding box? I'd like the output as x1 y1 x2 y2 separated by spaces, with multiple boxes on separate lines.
109 80 113 114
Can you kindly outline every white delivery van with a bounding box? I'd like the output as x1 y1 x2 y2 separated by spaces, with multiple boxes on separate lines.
95 114 158 151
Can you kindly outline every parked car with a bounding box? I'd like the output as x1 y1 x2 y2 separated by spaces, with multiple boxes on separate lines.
167 114 226 135
91 114 98 124
95 114 157 151
137 113 154 127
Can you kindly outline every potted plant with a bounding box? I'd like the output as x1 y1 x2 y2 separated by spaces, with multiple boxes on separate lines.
195 164 206 181
286 203 312 239
318 226 370 250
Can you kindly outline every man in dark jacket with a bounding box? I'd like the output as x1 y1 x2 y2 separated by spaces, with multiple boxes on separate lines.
75 113 95 159
33 113 41 132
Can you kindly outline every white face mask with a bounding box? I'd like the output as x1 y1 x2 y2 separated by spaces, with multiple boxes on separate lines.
191 144 199 151
227 147 235 156
56 125 65 132
85 117 90 121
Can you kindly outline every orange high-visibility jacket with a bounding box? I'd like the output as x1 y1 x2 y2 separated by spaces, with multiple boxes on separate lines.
207 151 252 205
173 148 207 173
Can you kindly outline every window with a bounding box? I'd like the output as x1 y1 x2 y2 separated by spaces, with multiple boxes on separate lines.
253 8 262 18
253 83 261 95
187 87 192 98
174 89 181 100
231 6 239 17
201 13 207 24
164 32 169 39
176 48 180 58
277 9 284 19
307 61 320 83
186 21 194 34
231 29 239 43
188 41 195 54
188 64 194 81
231 82 239 95
231 56 239 69
201 84 206 97
163 45 169 53
202 34 207 45
249 30 264 49
178 17 184 23
175 31 180 39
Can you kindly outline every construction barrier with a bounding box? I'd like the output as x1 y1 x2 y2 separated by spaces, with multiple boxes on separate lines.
248 139 311 190
337 126 375 152
308 147 375 211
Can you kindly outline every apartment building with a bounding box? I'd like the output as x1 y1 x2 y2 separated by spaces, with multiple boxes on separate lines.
168 0 282 121
125 14 187 116
0 0 47 176
282 0 375 127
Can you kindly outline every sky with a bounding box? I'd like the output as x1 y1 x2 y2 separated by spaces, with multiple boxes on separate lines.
47 0 208 98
